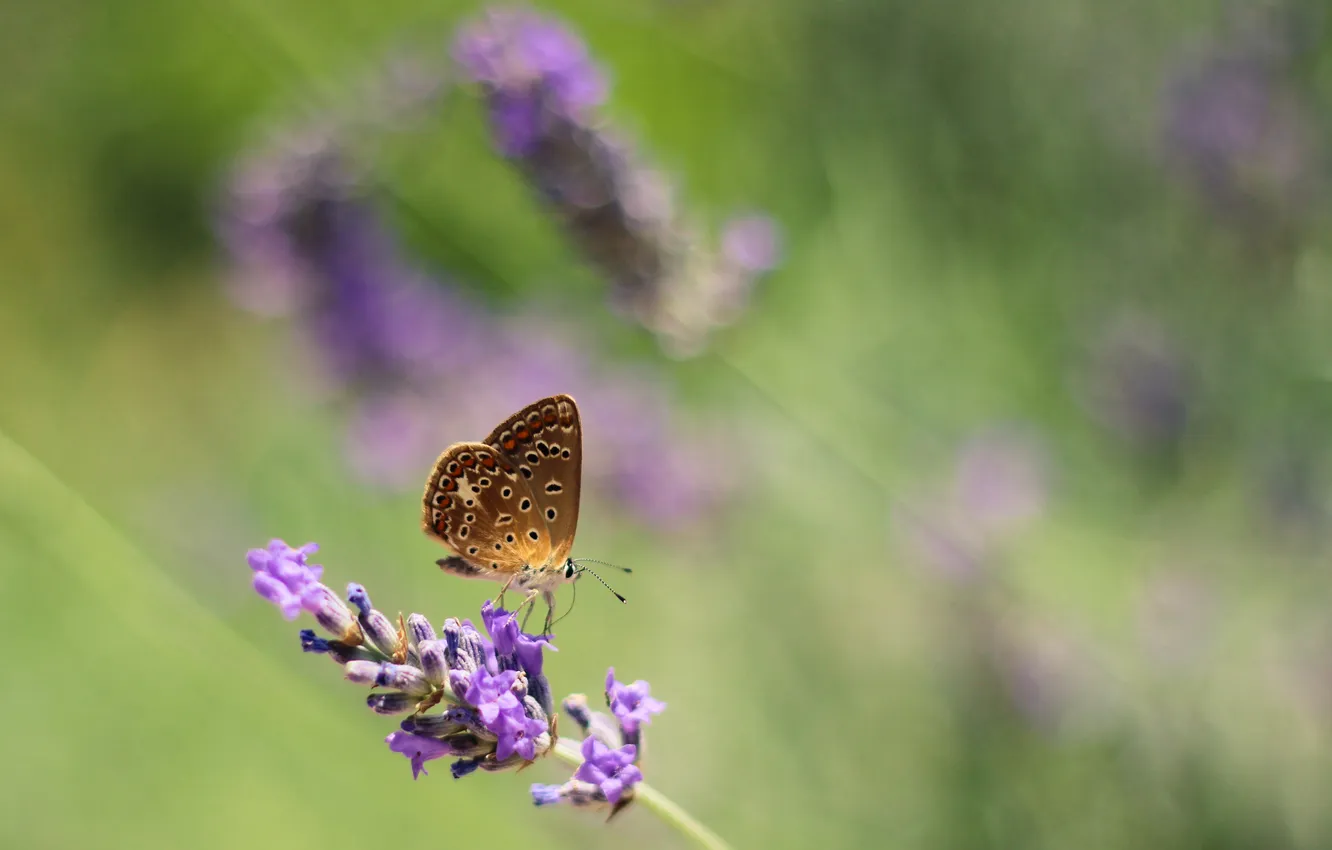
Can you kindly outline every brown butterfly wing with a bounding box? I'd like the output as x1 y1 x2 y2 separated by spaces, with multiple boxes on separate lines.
421 441 554 574
484 394 582 565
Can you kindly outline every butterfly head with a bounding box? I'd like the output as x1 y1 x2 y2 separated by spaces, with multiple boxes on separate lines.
567 558 631 603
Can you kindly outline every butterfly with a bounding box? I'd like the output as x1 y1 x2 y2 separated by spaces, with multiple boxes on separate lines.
421 394 609 631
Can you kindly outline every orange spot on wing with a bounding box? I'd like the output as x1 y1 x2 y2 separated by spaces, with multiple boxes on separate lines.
481 455 496 469
442 478 457 491
515 427 530 441
503 438 517 450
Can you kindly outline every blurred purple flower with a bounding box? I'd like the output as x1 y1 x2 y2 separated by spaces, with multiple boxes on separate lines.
995 624 1082 731
219 127 737 531
1080 314 1193 450
454 8 607 157
453 7 781 355
722 215 782 274
1136 570 1215 667
343 394 444 489
951 429 1049 536
1162 14 1322 227
896 427 1048 584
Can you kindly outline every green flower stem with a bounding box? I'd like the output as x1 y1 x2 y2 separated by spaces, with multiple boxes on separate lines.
552 738 733 850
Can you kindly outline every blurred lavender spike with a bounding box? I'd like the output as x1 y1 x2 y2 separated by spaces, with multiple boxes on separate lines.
454 7 781 355
1161 8 1322 232
218 117 739 531
896 426 1049 584
1079 314 1194 452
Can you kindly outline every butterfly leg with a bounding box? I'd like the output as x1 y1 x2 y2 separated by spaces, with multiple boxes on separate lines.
494 573 519 609
541 589 558 635
512 588 541 629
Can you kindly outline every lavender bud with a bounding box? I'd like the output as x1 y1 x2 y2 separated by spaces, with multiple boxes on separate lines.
442 706 491 737
523 695 548 726
344 660 383 686
376 663 433 697
359 608 401 658
441 734 493 758
418 639 448 686
406 613 436 646
564 694 624 750
347 583 373 616
561 694 592 732
368 692 419 715
300 629 330 654
401 709 469 738
450 758 483 779
531 783 565 806
300 583 362 645
443 618 488 672
527 671 553 721
589 712 625 751
531 779 605 808
447 669 472 703
303 631 370 666
324 641 378 664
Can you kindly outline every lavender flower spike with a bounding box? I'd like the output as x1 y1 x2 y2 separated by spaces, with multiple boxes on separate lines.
243 544 727 845
453 7 780 355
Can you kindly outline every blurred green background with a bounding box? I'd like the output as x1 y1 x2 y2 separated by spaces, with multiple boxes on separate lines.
2 0 1331 848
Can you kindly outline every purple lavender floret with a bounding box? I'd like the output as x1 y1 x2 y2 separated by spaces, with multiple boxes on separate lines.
606 667 666 735
464 667 522 727
247 540 322 620
481 600 556 675
385 731 454 779
574 737 642 805
495 706 549 761
722 215 782 274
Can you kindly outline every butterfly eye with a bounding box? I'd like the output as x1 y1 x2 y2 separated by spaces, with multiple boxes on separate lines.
563 560 577 579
